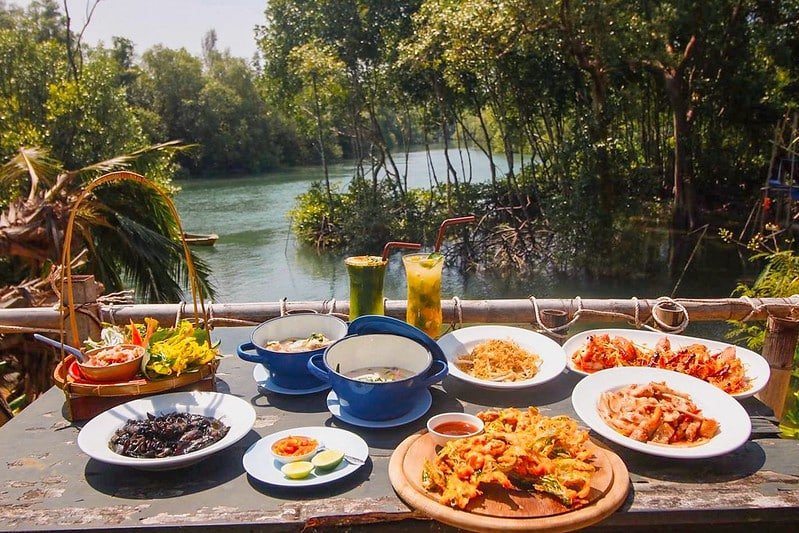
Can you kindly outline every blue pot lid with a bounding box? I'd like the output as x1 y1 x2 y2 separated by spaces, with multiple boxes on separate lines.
347 315 447 363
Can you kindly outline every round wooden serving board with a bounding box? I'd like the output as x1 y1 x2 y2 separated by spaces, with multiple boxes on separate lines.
389 432 629 532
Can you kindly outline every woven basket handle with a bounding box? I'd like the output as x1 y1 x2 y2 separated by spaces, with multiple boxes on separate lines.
59 171 208 351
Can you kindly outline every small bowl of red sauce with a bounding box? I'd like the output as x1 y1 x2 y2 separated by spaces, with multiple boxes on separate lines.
270 435 320 464
426 412 484 447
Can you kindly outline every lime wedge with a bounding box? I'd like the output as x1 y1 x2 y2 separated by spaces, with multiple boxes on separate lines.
311 449 345 471
420 252 443 268
281 461 314 479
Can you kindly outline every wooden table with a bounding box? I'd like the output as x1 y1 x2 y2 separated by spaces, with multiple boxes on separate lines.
1 327 798 532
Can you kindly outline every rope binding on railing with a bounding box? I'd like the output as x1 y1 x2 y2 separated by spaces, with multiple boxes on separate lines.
529 295 693 338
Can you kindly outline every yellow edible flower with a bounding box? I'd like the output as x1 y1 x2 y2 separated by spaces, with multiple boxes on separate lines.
146 320 218 376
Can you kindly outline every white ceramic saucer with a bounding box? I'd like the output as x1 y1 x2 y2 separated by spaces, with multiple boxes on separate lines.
325 388 432 428
253 364 331 396
243 426 368 488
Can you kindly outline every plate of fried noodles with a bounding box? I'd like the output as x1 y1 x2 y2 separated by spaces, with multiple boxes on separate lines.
437 326 566 389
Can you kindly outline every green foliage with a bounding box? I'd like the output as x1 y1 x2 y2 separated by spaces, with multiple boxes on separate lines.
290 175 463 253
259 0 424 165
133 40 307 175
290 182 345 248
728 250 799 354
270 0 799 276
3 0 799 282
0 6 147 172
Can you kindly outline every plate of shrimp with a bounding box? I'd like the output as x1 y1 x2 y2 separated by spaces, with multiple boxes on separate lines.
572 367 751 458
563 329 770 399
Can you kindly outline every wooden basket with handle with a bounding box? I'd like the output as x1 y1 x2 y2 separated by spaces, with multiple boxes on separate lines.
51 171 218 420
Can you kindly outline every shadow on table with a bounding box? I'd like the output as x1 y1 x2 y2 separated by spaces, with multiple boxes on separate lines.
441 370 580 408
316 388 464 450
250 388 331 413
84 429 261 498
246 459 374 500
592 434 767 483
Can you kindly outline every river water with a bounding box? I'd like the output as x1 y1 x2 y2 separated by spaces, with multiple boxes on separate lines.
174 148 751 335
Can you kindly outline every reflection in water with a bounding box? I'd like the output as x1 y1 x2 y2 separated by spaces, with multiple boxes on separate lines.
174 150 752 336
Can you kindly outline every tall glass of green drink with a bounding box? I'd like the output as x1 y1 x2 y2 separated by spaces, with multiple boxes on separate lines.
779 370 799 438
402 252 445 338
345 256 388 320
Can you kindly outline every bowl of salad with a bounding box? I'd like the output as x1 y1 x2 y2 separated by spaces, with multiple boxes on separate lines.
79 344 145 382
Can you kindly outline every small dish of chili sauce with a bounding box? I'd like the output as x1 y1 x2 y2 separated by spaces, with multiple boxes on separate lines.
427 412 484 446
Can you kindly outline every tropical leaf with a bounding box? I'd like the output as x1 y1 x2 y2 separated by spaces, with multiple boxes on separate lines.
0 147 62 193
62 140 191 180
87 180 215 302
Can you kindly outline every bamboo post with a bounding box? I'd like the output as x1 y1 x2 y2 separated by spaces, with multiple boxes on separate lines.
540 309 569 344
64 275 103 346
756 316 799 418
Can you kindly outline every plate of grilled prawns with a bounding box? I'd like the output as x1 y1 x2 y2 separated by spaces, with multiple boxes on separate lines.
563 328 770 400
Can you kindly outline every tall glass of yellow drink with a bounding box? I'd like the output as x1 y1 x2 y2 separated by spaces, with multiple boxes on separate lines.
345 255 388 320
402 252 445 338
779 371 799 438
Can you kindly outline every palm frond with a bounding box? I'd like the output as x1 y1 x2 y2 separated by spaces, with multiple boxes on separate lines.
63 141 192 179
84 180 215 302
0 147 62 193
98 214 215 302
2 148 215 305
20 150 41 202
43 141 192 204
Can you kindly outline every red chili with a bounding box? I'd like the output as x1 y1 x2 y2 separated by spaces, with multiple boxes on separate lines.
129 319 143 346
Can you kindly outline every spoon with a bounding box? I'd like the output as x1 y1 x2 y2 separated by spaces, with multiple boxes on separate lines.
317 445 366 466
33 333 87 363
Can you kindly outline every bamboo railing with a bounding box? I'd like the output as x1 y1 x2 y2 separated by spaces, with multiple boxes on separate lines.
2 296 798 331
2 287 798 417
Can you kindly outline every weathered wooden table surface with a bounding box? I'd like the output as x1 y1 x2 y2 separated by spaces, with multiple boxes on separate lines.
1 327 798 532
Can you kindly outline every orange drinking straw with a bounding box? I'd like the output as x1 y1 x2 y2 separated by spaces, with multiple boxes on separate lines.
382 241 422 261
434 216 476 252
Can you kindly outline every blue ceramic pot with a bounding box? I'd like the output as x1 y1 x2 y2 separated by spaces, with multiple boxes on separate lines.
237 314 348 389
307 333 448 420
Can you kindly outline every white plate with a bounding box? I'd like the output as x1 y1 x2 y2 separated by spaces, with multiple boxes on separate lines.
436 325 567 390
253 364 331 396
243 426 368 487
77 391 256 471
563 328 770 399
326 389 432 428
572 367 752 459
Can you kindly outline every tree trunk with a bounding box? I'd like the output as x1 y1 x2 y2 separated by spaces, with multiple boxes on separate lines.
434 82 460 214
664 72 696 230
311 77 333 208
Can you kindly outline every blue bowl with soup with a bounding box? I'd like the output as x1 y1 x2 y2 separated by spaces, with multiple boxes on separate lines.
306 333 448 420
237 314 348 390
